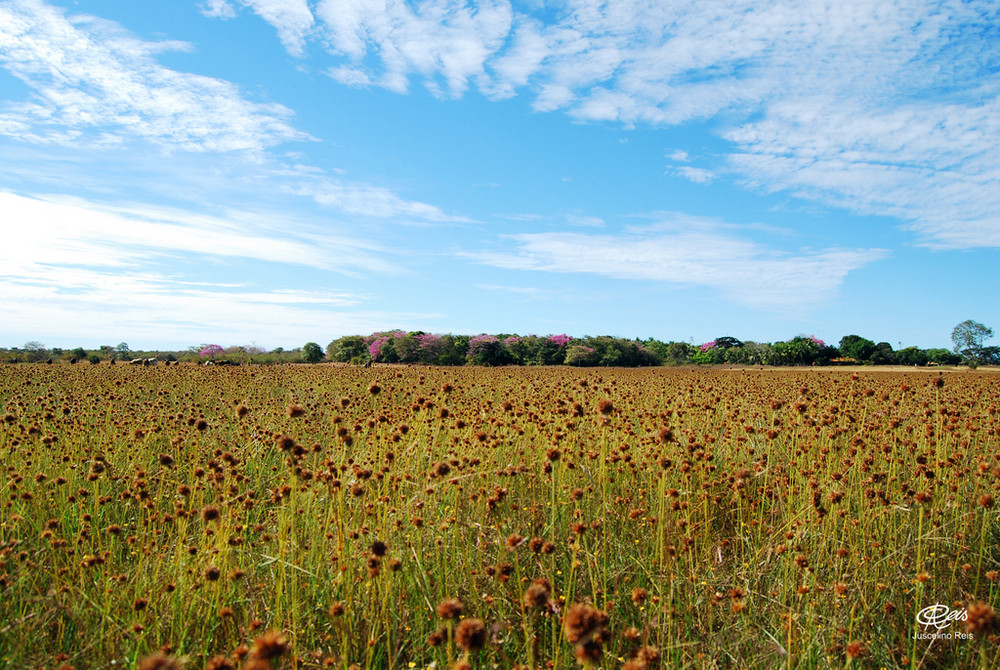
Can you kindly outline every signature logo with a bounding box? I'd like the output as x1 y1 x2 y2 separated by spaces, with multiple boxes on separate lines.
917 604 968 630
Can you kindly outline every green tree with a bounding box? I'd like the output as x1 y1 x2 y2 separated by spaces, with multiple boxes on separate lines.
23 341 47 363
896 347 929 366
838 335 876 362
564 345 599 366
302 342 324 364
115 342 130 361
327 336 367 363
951 320 994 365
926 348 961 365
871 342 895 365
663 341 693 365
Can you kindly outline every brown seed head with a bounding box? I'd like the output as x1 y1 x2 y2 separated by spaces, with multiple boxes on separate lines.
454 618 487 652
249 630 289 661
563 602 609 644
965 602 998 635
436 598 464 620
138 652 185 670
206 656 236 670
523 579 551 610
845 641 866 660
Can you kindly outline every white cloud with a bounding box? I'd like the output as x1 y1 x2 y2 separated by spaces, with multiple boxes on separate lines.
200 0 237 19
565 213 605 228
235 0 315 56
315 0 514 96
0 0 305 152
674 166 715 184
0 191 391 275
465 222 887 310
0 190 442 347
282 176 469 222
726 95 1000 249
291 0 1000 250
0 268 435 348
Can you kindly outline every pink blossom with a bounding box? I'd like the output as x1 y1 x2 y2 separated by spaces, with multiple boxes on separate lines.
417 333 442 348
369 337 388 359
199 344 224 358
699 340 717 352
469 334 499 346
548 334 572 347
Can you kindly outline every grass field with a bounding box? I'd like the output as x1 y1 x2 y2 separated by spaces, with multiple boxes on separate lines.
1 364 998 669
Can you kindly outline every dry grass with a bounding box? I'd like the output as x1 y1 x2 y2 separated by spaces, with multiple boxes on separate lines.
1 364 998 669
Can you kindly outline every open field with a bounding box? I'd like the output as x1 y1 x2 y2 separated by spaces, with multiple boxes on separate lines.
1 364 998 669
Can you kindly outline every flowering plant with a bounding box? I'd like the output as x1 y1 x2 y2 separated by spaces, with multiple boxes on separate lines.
199 344 224 358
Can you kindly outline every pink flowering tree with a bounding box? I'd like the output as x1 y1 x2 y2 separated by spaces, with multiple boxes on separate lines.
365 330 406 363
199 344 224 360
548 334 572 347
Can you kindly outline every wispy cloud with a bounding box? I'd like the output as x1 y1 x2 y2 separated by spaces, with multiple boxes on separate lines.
0 268 434 348
232 0 1000 250
0 191 393 275
203 0 315 56
282 175 469 223
726 95 1000 250
673 166 715 184
465 222 887 310
0 191 441 346
315 0 514 96
0 0 306 152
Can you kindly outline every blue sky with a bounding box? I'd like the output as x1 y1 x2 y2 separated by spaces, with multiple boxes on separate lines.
1 0 997 352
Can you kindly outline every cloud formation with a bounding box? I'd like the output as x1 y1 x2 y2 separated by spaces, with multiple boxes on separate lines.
203 0 315 55
0 191 435 345
0 0 305 152
227 0 999 251
467 219 887 310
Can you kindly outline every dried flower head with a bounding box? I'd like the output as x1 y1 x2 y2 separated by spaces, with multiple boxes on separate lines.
436 598 464 620
965 602 998 635
454 618 486 652
249 630 289 661
206 656 236 670
523 579 551 610
137 652 185 670
563 602 609 645
845 641 866 660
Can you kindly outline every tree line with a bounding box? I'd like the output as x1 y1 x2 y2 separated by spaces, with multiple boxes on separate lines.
323 320 995 368
4 320 993 368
